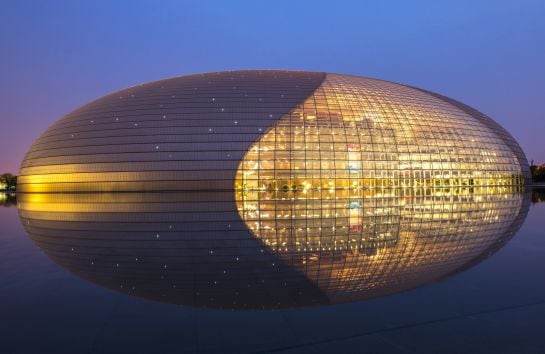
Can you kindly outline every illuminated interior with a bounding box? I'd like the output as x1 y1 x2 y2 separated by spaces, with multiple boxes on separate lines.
236 74 524 195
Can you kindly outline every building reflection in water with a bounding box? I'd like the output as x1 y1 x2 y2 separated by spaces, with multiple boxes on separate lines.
18 186 530 310
0 192 17 207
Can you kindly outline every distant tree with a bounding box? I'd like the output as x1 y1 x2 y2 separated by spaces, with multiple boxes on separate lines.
0 173 17 190
530 162 545 183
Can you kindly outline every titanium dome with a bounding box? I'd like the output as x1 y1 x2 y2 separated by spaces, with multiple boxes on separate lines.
18 70 530 192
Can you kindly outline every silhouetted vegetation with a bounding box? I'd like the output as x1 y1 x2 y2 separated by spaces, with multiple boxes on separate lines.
530 162 545 183
0 173 17 191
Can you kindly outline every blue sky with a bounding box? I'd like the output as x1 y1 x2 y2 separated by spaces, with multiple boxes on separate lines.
1 0 544 172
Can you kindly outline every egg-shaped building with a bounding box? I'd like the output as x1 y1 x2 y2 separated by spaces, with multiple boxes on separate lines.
18 70 530 193
18 70 531 308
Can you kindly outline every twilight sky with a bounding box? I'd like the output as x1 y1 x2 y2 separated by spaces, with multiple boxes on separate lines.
1 0 544 173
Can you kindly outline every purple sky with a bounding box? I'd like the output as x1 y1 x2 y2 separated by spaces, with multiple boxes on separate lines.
1 0 544 173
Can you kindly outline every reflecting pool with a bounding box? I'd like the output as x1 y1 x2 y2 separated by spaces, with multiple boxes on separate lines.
1 188 545 353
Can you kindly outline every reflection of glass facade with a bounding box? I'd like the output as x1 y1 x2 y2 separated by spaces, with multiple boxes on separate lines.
236 186 528 303
19 188 529 309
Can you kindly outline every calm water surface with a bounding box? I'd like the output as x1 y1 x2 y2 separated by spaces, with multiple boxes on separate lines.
1 191 545 354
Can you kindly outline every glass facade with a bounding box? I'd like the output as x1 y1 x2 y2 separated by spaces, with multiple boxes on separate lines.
236 74 526 196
